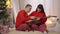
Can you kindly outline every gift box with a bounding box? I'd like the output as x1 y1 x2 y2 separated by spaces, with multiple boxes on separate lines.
25 19 41 26
0 25 9 34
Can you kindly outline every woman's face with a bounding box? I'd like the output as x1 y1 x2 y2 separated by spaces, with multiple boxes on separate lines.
37 8 41 12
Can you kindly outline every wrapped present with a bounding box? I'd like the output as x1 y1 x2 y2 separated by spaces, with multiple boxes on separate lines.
0 25 9 34
25 18 41 26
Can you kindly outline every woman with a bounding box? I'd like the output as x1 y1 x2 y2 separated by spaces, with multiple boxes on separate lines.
30 4 48 34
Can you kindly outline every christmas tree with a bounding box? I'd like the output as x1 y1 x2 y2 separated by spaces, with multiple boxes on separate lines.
0 0 9 19
0 0 9 25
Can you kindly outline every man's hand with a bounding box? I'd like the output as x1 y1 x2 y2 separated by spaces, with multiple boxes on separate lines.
25 20 33 25
26 20 33 23
36 17 41 20
30 16 36 19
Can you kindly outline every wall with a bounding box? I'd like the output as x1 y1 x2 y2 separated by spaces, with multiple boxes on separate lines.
19 0 46 15
11 0 20 22
11 0 60 22
19 0 60 16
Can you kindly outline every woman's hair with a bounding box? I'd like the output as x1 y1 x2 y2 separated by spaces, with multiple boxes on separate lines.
36 4 45 14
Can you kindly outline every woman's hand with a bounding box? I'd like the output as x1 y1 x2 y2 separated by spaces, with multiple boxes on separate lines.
30 16 36 19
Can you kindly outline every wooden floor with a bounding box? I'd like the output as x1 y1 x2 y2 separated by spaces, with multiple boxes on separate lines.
7 28 60 34
8 31 59 34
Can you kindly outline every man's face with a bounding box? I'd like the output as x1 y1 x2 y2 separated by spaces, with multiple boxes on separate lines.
26 6 32 13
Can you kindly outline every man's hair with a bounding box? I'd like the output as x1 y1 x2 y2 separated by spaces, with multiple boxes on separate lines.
25 4 32 8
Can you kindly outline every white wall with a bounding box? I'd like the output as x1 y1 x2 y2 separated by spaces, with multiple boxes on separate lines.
54 0 60 19
19 0 60 16
11 0 20 22
11 0 60 22
19 0 46 15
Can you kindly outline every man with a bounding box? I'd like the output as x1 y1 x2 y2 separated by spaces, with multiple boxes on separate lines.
15 4 32 31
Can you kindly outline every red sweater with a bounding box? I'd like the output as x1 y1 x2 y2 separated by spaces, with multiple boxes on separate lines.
15 10 30 29
30 11 47 24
